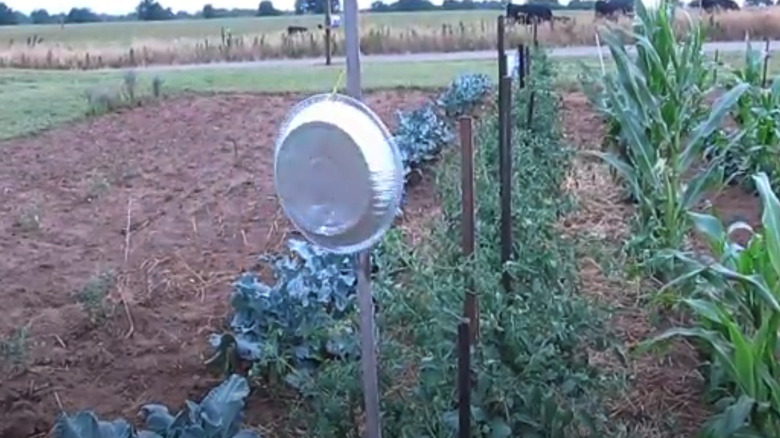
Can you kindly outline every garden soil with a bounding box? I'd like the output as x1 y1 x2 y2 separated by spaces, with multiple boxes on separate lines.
558 93 762 438
0 89 435 438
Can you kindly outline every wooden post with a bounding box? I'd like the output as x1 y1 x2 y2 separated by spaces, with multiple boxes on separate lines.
498 16 507 79
714 49 719 84
344 0 361 100
457 319 471 438
518 44 525 88
763 38 770 88
533 20 538 48
525 45 531 78
527 91 536 130
499 76 513 294
460 117 478 343
325 0 332 66
344 1 377 437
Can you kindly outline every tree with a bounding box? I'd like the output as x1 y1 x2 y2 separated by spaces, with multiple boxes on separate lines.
0 2 19 25
30 9 53 24
370 0 393 10
65 7 100 23
136 0 174 20
203 3 217 18
391 0 436 11
295 0 340 14
258 0 282 15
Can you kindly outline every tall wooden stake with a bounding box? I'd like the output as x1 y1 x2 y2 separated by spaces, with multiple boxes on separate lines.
345 0 361 100
460 117 478 343
457 319 471 438
344 1 378 437
498 16 507 79
714 49 719 84
532 20 538 48
763 38 771 88
518 44 526 88
499 76 513 293
325 0 332 66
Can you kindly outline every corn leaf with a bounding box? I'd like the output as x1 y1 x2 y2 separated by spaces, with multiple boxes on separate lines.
701 395 755 438
683 83 750 161
754 173 780 284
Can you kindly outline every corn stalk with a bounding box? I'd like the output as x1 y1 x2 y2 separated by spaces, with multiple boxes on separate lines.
587 0 748 277
643 173 780 437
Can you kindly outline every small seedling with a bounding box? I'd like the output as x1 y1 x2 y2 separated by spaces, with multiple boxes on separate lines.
86 172 111 201
77 270 116 324
1 326 28 368
152 76 163 98
15 205 42 232
85 88 122 116
123 69 137 102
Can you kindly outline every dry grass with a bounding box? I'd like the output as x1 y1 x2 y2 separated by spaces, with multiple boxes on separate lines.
559 93 710 437
1 8 779 69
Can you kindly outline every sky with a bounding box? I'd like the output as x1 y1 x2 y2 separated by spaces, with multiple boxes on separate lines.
4 0 389 15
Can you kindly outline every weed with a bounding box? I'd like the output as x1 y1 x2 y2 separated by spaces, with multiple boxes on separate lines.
86 171 111 201
85 87 124 116
76 270 116 324
122 69 137 102
152 75 163 98
1 326 28 368
14 204 42 232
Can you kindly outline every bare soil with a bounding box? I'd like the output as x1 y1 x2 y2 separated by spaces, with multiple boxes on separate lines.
560 93 729 438
0 89 436 438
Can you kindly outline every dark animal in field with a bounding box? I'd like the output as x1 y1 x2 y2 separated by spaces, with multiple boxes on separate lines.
594 0 635 19
286 25 308 35
505 3 554 25
690 0 740 11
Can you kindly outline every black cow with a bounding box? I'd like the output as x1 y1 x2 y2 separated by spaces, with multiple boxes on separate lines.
594 0 634 19
506 3 554 26
691 0 740 11
287 25 308 35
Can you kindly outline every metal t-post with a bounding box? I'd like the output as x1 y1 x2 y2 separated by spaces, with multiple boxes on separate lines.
343 2 380 438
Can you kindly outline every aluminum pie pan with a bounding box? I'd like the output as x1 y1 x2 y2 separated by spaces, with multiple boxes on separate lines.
274 93 404 254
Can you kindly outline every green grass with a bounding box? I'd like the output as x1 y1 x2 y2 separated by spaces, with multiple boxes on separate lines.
0 59 499 140
0 10 588 47
0 53 773 141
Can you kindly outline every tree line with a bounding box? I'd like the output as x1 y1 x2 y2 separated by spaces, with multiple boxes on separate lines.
1 0 776 26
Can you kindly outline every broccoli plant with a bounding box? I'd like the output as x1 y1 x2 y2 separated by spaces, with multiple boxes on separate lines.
394 104 453 179
436 73 493 117
209 239 360 385
52 375 259 438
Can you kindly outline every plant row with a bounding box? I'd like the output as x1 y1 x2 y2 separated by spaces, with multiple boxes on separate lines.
209 47 620 437
48 73 494 437
587 1 780 436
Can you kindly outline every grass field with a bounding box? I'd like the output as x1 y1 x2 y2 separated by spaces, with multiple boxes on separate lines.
0 10 587 46
1 8 779 69
0 50 768 141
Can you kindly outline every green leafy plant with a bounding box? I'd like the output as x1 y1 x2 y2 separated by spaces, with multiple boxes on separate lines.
1 326 28 368
394 103 453 179
711 45 780 194
209 239 359 386
585 0 748 277
52 375 259 438
287 48 616 438
76 270 115 324
643 173 780 437
436 73 492 117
